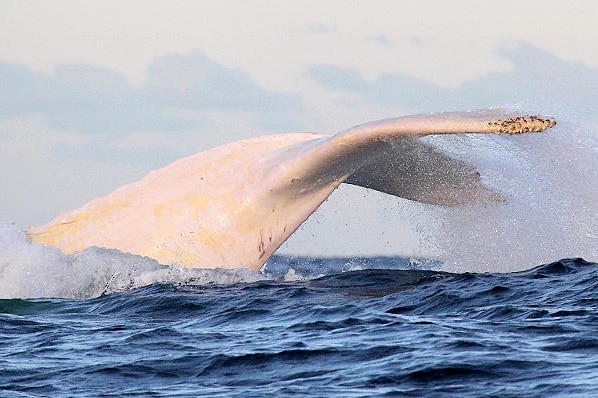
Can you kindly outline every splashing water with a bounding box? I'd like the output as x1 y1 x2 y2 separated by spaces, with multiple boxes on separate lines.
0 224 265 299
425 115 598 272
0 223 434 299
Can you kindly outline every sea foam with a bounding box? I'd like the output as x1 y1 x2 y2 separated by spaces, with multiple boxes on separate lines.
425 111 598 272
0 224 264 299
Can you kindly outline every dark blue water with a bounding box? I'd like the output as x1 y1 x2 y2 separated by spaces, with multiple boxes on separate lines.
1 257 597 397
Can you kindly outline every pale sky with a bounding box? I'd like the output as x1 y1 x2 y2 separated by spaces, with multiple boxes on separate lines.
1 0 597 257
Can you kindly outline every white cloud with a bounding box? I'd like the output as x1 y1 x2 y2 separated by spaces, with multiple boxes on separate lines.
4 1 598 92
302 23 338 35
0 51 304 135
307 42 598 116
0 117 150 227
365 35 392 47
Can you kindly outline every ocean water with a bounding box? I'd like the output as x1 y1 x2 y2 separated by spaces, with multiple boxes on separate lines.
1 246 597 397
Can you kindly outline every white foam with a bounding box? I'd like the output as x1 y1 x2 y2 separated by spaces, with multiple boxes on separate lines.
0 224 266 299
424 115 598 272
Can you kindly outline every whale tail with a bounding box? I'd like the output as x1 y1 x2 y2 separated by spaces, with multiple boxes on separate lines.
27 109 556 271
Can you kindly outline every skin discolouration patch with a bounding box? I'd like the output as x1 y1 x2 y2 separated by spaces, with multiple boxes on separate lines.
487 116 557 135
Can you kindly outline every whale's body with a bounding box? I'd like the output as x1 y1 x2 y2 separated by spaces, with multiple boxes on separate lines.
27 110 556 271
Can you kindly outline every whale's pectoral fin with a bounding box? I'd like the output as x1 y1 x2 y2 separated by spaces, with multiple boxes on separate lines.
344 137 501 206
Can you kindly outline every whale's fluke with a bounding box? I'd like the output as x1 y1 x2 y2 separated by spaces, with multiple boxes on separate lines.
27 109 556 271
345 137 501 206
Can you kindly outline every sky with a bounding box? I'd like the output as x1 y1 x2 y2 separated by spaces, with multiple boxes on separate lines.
1 0 597 257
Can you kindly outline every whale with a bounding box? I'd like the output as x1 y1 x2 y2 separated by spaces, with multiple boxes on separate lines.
27 109 556 272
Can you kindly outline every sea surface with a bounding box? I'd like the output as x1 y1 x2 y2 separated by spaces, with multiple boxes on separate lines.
1 251 597 397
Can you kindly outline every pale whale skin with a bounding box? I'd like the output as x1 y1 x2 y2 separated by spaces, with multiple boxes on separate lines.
27 110 556 271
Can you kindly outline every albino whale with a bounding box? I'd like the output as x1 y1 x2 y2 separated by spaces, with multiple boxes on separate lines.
27 109 556 272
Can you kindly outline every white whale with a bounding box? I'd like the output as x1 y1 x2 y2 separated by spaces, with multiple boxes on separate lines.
27 109 556 272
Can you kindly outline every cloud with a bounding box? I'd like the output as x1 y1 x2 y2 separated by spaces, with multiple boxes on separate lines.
0 62 184 134
0 52 304 135
307 42 598 115
143 52 303 131
365 35 392 46
303 23 338 34
0 117 154 226
145 53 299 113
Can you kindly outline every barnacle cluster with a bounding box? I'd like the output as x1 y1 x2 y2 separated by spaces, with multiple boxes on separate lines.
488 116 556 134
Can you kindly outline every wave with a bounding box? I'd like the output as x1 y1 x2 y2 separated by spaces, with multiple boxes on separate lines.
0 223 438 299
0 224 263 299
1 257 595 320
1 257 595 397
1 218 596 306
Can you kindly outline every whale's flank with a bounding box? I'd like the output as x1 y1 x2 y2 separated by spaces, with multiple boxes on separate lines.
27 109 556 271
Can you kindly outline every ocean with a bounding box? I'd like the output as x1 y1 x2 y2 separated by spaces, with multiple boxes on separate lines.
1 239 597 397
